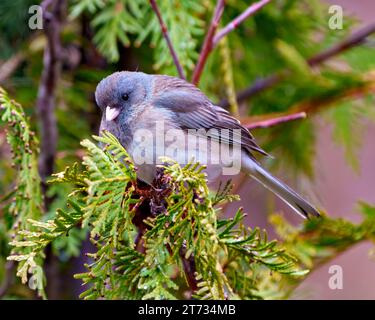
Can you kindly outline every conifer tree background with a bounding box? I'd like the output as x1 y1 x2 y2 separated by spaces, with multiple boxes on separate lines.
0 0 375 299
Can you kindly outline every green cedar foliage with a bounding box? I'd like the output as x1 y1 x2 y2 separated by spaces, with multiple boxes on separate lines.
6 126 307 299
0 88 44 297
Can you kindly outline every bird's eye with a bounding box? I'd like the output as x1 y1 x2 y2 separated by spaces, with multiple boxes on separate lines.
121 93 129 101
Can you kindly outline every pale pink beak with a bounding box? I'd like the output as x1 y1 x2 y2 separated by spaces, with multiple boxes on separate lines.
106 106 120 121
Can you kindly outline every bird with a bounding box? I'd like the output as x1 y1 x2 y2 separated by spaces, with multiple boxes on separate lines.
95 71 320 219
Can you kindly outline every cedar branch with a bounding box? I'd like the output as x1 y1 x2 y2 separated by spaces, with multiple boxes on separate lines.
193 0 269 85
149 0 186 79
213 0 271 46
192 0 225 85
36 0 65 203
242 112 307 130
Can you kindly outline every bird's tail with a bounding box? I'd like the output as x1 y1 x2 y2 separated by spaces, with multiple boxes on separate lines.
242 157 320 219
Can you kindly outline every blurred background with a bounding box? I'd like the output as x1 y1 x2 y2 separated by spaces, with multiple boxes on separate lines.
232 0 375 299
300 0 375 299
0 0 375 299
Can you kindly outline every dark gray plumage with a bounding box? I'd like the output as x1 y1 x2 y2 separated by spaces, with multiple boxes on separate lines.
95 71 320 219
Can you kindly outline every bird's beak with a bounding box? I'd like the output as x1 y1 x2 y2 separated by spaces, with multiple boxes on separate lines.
106 106 120 121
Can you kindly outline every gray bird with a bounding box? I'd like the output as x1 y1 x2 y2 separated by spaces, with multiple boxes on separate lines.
95 71 320 219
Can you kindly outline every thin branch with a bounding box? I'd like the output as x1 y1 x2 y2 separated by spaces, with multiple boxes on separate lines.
307 22 375 65
239 77 375 131
242 111 306 130
219 74 281 107
192 0 225 85
213 0 271 46
35 0 67 300
193 0 269 85
132 196 151 255
0 53 25 84
40 0 55 10
220 22 375 108
290 79 375 115
149 0 186 79
36 0 65 205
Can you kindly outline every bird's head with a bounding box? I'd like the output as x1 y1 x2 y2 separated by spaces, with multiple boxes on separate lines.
95 71 152 123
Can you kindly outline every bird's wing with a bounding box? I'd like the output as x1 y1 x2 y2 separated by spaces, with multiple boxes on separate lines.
152 76 267 157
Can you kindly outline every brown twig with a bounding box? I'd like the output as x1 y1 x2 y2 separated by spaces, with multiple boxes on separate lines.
239 77 375 131
220 22 375 108
219 74 281 108
0 53 25 84
35 0 67 300
36 0 65 203
242 111 306 130
193 0 269 86
132 197 151 254
149 0 186 79
192 0 225 85
132 169 199 293
212 0 271 46
40 0 55 10
290 79 375 115
307 22 375 66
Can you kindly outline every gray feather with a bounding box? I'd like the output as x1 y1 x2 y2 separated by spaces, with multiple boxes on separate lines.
153 88 268 157
242 156 320 219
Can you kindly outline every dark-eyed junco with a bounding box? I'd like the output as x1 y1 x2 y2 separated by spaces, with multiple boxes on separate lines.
95 71 320 219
